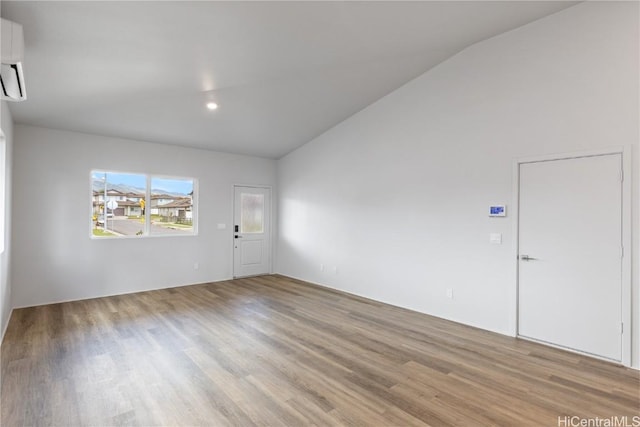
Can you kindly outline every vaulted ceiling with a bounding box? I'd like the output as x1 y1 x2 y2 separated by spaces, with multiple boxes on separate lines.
2 1 577 158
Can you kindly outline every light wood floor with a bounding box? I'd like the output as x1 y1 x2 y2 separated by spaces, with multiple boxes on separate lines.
1 275 638 426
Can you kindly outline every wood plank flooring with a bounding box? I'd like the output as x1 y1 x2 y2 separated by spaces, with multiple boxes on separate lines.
1 275 638 426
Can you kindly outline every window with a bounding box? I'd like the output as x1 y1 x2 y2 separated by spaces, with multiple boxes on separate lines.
240 193 264 233
91 170 196 238
0 130 5 253
150 177 194 235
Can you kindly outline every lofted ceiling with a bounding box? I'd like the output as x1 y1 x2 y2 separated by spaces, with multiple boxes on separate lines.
2 1 577 159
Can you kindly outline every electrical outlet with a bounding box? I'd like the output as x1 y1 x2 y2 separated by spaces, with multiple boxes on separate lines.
446 288 453 299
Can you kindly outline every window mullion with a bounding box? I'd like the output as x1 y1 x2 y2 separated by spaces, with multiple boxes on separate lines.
145 174 151 236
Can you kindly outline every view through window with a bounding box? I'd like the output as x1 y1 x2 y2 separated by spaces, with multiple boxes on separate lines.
150 177 194 235
91 171 196 238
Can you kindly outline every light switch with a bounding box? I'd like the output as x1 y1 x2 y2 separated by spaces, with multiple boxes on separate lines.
217 223 227 229
490 233 502 244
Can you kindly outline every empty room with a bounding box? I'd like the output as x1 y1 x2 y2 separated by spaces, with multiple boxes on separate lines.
0 1 639 426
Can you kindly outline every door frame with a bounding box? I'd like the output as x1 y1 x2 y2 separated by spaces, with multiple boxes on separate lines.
510 146 632 366
231 184 274 278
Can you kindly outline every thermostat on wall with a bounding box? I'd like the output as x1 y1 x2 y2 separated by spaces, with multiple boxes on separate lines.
489 205 506 217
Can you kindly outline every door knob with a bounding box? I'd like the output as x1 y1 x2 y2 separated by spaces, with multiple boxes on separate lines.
235 235 242 239
520 255 537 261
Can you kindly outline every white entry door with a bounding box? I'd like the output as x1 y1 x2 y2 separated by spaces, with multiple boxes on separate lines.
518 154 623 362
233 186 271 278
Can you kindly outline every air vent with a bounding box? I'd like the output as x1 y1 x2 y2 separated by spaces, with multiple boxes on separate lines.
1 18 27 102
1 63 26 101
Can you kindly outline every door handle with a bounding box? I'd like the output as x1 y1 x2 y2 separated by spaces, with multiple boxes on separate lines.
235 235 242 239
520 255 538 261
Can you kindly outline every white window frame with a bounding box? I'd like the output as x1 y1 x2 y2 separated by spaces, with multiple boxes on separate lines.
148 174 198 237
0 130 5 253
90 169 198 239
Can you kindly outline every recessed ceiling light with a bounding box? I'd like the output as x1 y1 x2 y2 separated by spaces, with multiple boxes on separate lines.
206 102 218 110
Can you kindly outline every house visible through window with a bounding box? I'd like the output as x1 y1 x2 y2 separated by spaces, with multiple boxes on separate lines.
91 170 196 238
150 177 194 235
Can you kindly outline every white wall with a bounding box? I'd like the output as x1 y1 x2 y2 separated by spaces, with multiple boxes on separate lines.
1 101 14 339
277 2 639 367
12 125 277 307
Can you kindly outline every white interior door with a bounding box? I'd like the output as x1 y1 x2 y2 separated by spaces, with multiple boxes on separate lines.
233 186 271 278
518 154 623 362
